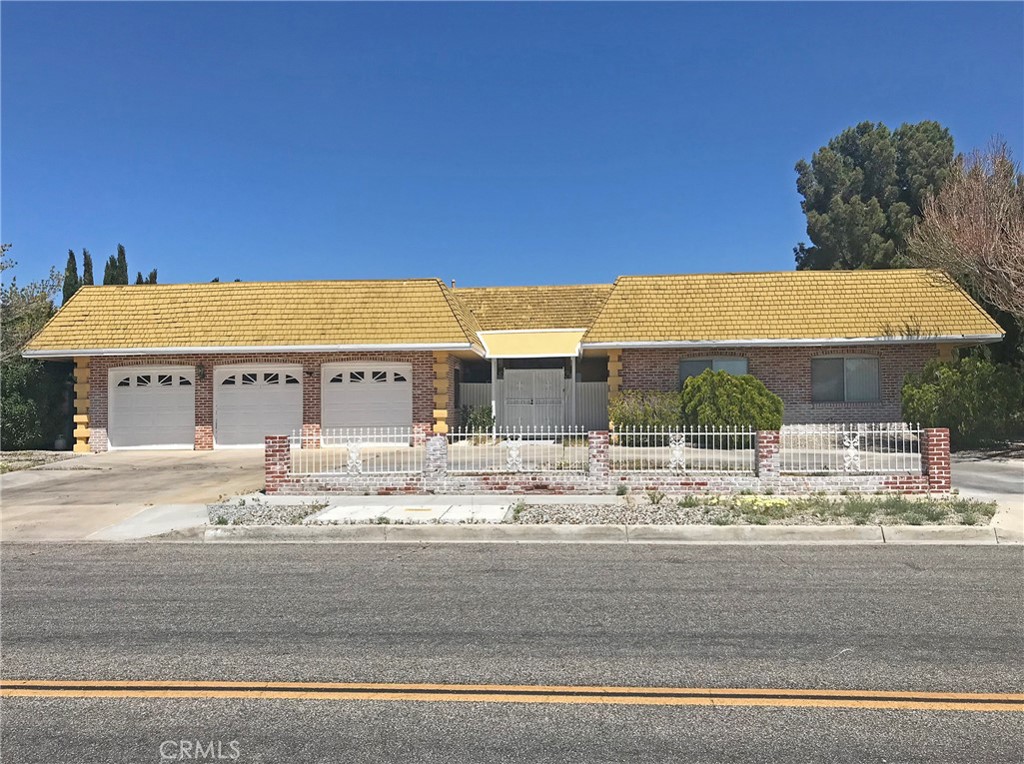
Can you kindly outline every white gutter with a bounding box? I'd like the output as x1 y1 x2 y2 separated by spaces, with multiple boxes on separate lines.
23 342 480 359
581 334 1004 349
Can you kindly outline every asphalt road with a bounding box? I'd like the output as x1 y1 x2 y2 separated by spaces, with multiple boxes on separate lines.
1 543 1021 762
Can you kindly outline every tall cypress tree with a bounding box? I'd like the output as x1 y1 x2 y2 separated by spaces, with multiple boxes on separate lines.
62 250 80 305
145 268 158 284
135 272 145 285
81 249 94 285
116 244 129 283
103 255 117 285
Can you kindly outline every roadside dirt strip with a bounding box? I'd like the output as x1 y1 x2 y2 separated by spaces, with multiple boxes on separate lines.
2 680 1021 713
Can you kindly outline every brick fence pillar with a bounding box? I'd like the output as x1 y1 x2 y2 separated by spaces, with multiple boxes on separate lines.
424 434 448 492
756 431 781 478
588 431 610 491
301 423 321 449
922 427 951 493
265 435 290 495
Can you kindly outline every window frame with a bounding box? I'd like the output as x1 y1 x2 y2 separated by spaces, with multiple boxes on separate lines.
810 355 881 403
678 357 749 388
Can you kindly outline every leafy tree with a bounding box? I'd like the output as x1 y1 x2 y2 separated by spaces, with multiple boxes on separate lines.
135 272 144 285
907 139 1024 323
146 268 157 284
102 254 118 285
681 370 783 431
81 249 94 286
902 357 1024 448
62 249 80 305
1 244 70 449
794 121 954 270
116 243 128 283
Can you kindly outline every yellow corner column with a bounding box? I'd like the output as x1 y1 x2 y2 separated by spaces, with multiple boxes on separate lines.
607 350 622 431
432 351 450 435
72 356 91 453
937 343 957 362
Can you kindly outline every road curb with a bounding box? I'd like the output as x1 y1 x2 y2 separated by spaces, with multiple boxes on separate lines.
200 523 1011 544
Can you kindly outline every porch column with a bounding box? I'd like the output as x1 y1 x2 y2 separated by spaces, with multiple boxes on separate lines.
570 356 577 427
607 349 622 431
432 351 449 435
72 356 91 453
490 358 498 430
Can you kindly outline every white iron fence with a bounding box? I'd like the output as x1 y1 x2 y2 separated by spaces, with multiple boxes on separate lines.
446 426 590 474
609 426 757 473
779 423 922 474
290 428 425 475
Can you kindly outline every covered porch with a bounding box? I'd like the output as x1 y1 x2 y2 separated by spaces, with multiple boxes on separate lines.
456 330 609 430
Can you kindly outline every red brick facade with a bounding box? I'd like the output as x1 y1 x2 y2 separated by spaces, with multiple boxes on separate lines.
89 351 438 452
619 344 938 424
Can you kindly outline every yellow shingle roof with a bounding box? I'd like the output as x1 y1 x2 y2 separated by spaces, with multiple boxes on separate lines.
25 279 481 353
454 284 613 330
583 270 1003 344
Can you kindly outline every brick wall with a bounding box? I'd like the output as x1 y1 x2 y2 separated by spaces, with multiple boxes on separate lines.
89 351 437 452
619 344 937 424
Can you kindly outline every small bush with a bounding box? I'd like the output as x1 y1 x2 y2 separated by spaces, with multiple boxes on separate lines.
615 484 629 496
609 390 683 429
902 357 1024 448
458 405 495 432
681 370 783 431
646 489 666 506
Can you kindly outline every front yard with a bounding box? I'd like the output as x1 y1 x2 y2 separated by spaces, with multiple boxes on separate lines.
513 494 997 526
0 450 78 474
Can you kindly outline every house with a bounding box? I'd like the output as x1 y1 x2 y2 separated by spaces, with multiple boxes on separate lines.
24 269 1002 452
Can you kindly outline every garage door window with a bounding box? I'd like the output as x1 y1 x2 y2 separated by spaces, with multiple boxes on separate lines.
329 370 409 384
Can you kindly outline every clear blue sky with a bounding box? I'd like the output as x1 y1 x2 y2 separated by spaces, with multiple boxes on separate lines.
3 2 1022 288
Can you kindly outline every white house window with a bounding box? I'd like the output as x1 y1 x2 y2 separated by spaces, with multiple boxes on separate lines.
811 357 880 402
679 358 748 385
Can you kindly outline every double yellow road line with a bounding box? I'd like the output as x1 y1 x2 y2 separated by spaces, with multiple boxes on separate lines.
2 680 1021 712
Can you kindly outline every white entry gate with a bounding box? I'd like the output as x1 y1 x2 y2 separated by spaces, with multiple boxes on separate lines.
502 369 564 430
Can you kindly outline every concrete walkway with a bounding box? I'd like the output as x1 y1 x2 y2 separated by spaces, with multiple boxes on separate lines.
951 454 1023 537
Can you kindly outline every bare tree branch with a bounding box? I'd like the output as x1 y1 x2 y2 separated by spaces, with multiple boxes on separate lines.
907 138 1024 321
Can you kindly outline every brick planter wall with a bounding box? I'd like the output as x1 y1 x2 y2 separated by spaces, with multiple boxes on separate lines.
619 344 937 424
265 427 952 497
89 351 437 452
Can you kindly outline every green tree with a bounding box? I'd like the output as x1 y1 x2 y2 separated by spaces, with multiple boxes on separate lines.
794 121 954 270
81 249 94 286
135 272 144 285
116 243 129 283
62 249 80 305
1 244 70 449
102 254 118 285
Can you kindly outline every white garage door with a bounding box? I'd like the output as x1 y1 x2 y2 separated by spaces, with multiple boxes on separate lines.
322 363 413 431
214 366 303 447
109 367 195 449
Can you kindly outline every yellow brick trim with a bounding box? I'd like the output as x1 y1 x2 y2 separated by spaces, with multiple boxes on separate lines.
433 421 449 435
432 362 449 376
73 358 91 452
433 378 450 393
433 350 449 362
432 409 449 420
937 343 957 361
433 393 449 408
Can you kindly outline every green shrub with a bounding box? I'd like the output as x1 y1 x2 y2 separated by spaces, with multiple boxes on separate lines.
1 358 70 450
902 357 1024 448
608 390 683 429
457 404 495 432
681 370 783 430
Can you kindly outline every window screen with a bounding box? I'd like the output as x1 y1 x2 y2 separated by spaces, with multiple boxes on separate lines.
679 358 748 386
812 357 879 402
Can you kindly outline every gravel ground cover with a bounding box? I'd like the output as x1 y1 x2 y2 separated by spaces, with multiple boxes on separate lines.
208 498 326 526
0 450 79 474
513 494 998 526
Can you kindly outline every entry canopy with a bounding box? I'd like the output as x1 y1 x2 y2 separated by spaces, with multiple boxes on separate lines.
478 329 586 359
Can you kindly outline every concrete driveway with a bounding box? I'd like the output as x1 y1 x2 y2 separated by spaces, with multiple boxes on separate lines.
1 450 264 542
951 453 1023 536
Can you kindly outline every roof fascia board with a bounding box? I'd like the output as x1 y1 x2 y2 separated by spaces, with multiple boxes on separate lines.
24 342 478 359
581 334 1004 349
478 328 589 336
